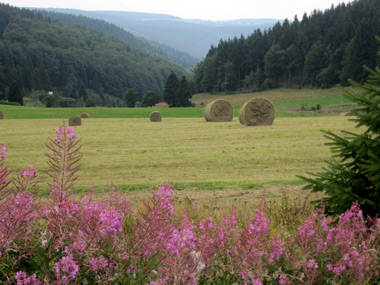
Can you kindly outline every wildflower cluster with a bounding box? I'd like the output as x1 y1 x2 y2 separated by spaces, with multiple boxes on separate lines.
20 165 37 179
1 123 380 284
54 126 76 144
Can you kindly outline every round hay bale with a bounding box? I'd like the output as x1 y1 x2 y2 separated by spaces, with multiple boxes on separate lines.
80 113 90 118
203 100 233 122
0 111 3 120
150 111 162 122
239 97 275 126
68 116 81 126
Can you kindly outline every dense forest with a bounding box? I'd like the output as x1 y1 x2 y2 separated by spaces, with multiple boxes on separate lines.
37 9 198 69
193 0 380 93
41 9 278 60
0 4 190 106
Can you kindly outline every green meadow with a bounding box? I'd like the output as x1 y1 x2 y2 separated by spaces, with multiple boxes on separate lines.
2 87 355 119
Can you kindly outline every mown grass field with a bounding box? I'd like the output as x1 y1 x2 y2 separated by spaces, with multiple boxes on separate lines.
1 116 357 204
0 88 359 208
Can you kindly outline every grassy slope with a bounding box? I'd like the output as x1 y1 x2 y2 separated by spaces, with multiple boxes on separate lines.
191 87 351 106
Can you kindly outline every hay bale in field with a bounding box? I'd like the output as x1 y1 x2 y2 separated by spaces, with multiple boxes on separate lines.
340 111 354 116
68 116 81 126
203 99 233 122
150 111 162 122
239 97 275 126
80 113 90 118
0 111 3 119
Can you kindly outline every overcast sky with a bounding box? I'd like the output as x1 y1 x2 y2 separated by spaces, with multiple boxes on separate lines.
4 0 351 21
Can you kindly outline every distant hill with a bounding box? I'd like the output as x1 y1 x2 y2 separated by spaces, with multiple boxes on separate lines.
37 9 199 69
0 4 191 106
41 9 279 59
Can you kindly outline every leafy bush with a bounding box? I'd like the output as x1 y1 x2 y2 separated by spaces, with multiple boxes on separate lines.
1 123 380 283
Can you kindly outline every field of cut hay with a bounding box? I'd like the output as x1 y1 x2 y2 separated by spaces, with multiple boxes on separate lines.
1 116 357 200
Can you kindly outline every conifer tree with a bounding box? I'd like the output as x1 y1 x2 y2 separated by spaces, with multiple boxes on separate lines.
163 71 179 107
177 76 192 107
301 37 380 217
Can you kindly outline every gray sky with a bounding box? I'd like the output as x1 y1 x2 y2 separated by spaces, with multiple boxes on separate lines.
4 0 351 21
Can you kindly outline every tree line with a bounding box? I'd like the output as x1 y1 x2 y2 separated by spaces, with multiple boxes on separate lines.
193 0 380 93
123 72 192 108
0 4 190 107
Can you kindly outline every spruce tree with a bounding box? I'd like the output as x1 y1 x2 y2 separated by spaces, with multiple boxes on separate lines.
163 71 179 107
177 76 192 107
301 37 380 217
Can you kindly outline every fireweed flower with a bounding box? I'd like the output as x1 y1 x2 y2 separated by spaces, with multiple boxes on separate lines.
155 183 175 215
20 165 38 179
55 254 79 280
1 146 5 160
98 209 124 236
14 271 41 285
67 127 77 141
55 127 77 144
307 259 319 269
89 257 108 272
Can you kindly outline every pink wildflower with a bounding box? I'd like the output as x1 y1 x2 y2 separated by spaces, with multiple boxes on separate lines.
1 146 5 160
98 209 124 236
89 257 108 272
14 271 41 284
67 127 77 141
55 126 77 144
55 254 79 280
20 165 37 179
154 183 175 215
307 259 318 269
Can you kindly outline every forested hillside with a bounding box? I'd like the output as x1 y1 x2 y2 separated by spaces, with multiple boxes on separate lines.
37 9 198 69
0 4 190 106
40 9 278 59
194 0 380 93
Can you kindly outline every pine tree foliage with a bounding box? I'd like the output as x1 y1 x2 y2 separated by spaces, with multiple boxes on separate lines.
163 72 192 107
194 0 380 93
163 72 179 107
300 37 380 217
177 76 192 107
